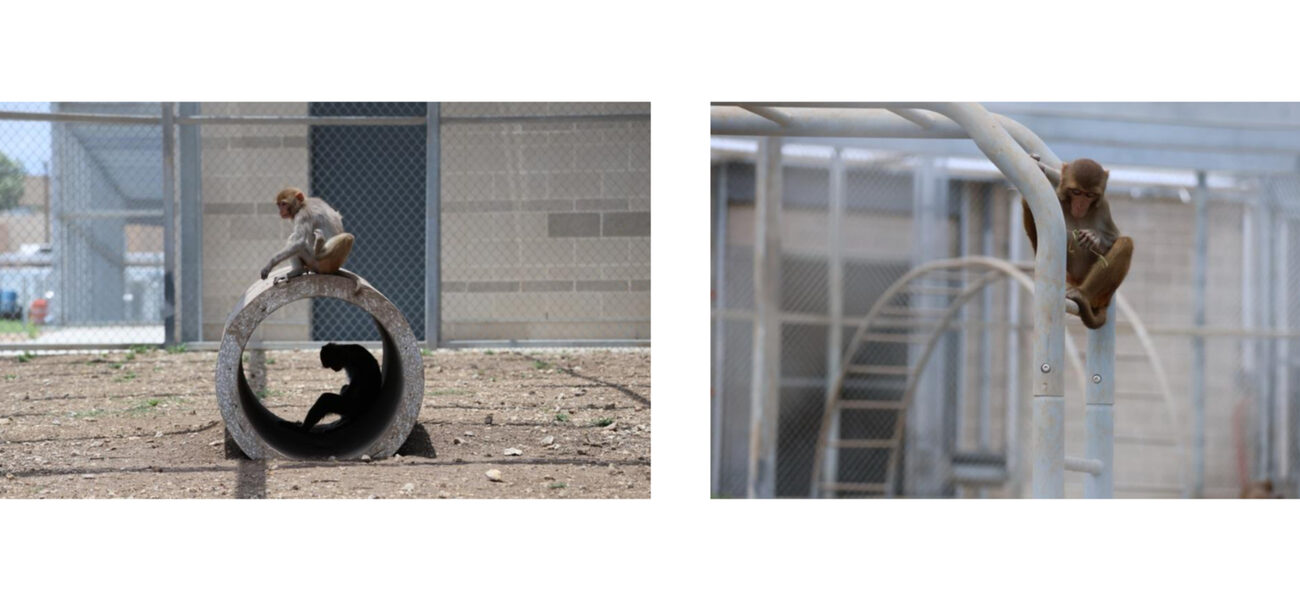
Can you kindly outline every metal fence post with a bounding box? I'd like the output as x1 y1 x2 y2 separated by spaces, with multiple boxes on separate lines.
425 102 441 348
1191 170 1208 497
161 102 176 346
820 147 845 497
747 137 782 498
712 163 728 497
178 102 202 343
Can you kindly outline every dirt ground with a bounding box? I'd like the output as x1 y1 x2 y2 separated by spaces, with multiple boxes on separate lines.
0 347 650 499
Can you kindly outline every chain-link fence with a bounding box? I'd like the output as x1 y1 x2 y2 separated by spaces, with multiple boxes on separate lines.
712 135 1300 499
0 102 650 350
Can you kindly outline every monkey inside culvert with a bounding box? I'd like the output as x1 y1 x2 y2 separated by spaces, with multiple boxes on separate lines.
299 343 382 432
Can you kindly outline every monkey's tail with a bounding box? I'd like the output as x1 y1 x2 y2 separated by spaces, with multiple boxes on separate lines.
1070 293 1107 329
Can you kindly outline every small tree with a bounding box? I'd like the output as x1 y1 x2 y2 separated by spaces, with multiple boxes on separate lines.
0 152 26 211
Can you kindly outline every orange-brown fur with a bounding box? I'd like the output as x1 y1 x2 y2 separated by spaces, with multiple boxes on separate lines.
1022 158 1133 329
261 187 355 284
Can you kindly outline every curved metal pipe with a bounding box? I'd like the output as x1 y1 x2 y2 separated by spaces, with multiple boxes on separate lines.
812 258 1089 495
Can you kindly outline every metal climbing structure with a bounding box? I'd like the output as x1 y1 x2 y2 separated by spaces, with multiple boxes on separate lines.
713 102 1117 498
807 257 1182 498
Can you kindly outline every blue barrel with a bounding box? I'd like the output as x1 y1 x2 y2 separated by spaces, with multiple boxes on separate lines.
0 290 17 316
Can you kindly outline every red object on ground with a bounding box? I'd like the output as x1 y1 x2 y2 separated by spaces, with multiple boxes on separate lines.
29 298 47 324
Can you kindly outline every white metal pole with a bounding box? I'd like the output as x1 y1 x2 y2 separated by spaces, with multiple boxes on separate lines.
1191 170 1208 497
919 103 1066 499
1084 304 1116 498
819 147 845 497
712 164 729 497
747 138 783 498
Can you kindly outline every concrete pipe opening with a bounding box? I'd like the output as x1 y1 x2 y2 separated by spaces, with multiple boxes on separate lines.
215 270 424 460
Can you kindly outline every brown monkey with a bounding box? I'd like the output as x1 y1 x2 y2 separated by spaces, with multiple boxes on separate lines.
1022 157 1133 329
260 188 355 284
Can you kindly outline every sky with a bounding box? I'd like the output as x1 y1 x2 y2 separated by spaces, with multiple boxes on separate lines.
0 102 51 175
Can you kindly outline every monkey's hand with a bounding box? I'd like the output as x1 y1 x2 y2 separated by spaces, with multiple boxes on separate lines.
260 264 273 280
1073 229 1102 252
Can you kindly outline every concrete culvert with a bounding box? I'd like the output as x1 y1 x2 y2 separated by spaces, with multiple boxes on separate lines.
215 269 424 460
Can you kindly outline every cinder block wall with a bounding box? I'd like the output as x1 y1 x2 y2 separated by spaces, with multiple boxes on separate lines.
199 103 310 341
440 102 650 341
199 102 651 343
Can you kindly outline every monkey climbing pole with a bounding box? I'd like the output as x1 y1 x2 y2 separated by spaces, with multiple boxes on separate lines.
215 269 424 460
712 102 1111 498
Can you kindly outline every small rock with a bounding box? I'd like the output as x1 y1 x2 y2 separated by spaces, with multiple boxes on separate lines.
82 474 95 479
604 403 616 410
401 483 415 493
208 440 222 446
154 431 164 438
361 454 372 462
453 437 465 445
604 421 617 430
541 435 554 445
0 418 11 425
504 447 522 456
484 413 494 425
485 469 503 482
464 431 475 437
437 491 450 499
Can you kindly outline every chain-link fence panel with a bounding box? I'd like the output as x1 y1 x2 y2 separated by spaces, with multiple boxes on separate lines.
0 103 166 347
439 103 650 344
0 102 649 351
194 102 430 344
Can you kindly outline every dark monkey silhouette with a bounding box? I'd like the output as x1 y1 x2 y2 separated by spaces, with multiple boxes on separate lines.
301 343 382 431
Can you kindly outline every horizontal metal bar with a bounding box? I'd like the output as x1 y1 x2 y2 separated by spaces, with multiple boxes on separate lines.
845 365 909 376
446 318 648 325
1064 456 1104 475
739 105 792 126
0 344 162 353
439 339 650 349
441 113 650 124
61 210 164 220
860 333 935 344
951 463 1009 485
831 439 895 449
178 115 427 126
0 110 160 125
1144 326 1300 338
1114 435 1178 446
985 102 1300 132
1114 482 1186 494
181 339 650 352
818 482 888 493
838 400 904 410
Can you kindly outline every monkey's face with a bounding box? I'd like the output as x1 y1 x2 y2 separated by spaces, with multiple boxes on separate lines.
1058 159 1109 219
275 188 304 219
319 343 343 371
